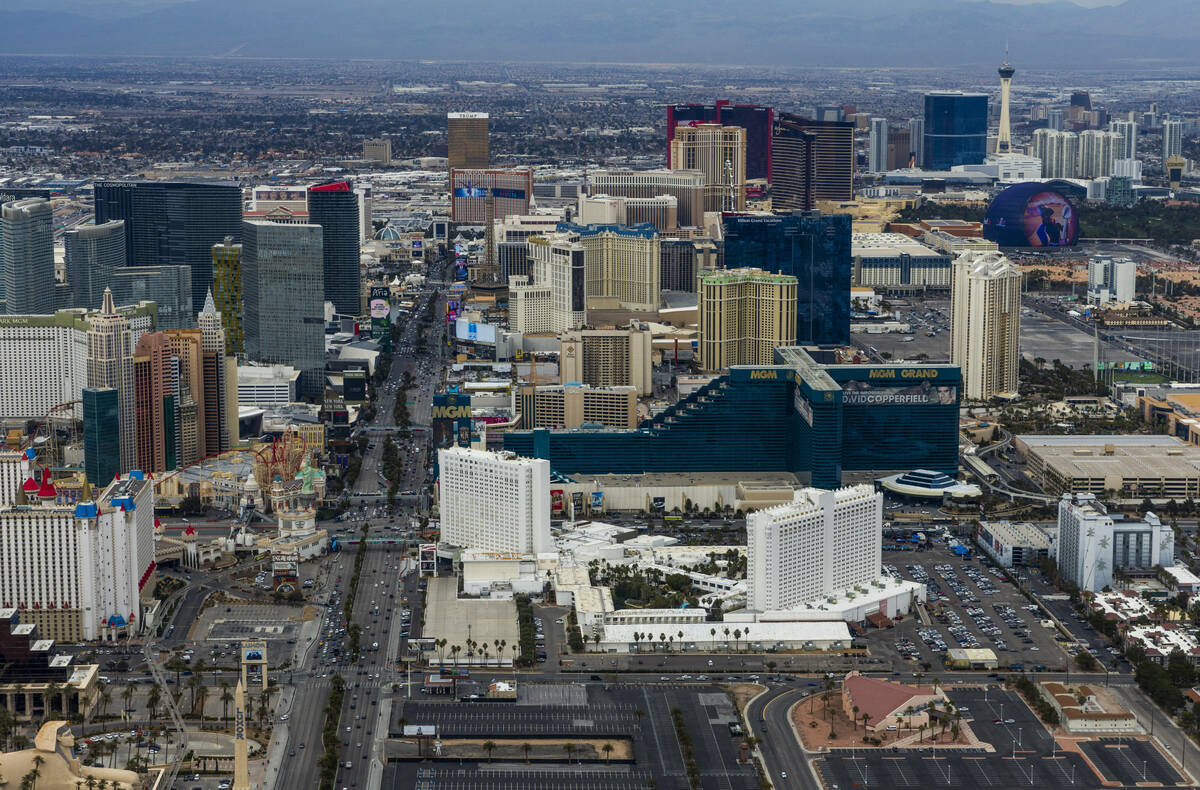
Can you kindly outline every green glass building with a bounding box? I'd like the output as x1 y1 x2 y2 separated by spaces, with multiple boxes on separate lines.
502 346 959 489
83 387 120 486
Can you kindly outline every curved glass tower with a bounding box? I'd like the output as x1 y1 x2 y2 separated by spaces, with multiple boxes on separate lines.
923 92 988 170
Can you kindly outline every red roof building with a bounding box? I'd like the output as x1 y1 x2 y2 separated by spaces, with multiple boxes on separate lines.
841 671 947 733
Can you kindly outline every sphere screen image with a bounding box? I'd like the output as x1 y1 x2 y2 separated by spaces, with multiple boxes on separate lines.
983 183 1079 247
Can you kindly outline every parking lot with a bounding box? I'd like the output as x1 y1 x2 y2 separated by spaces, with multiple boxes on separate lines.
385 764 660 790
386 684 759 790
944 687 1056 755
1079 737 1183 785
1037 594 1130 673
817 686 1101 789
816 748 1090 788
864 545 1069 671
392 699 638 738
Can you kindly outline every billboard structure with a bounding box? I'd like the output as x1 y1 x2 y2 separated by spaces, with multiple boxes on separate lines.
271 553 300 593
449 168 533 223
983 182 1079 248
369 285 391 350
432 392 472 451
455 319 497 344
240 640 269 689
840 380 958 406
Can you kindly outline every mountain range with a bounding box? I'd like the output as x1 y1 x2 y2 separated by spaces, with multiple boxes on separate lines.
0 0 1194 67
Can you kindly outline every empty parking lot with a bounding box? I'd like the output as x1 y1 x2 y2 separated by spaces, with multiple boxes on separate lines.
387 683 759 790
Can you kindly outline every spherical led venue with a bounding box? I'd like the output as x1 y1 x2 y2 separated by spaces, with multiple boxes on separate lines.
983 182 1079 248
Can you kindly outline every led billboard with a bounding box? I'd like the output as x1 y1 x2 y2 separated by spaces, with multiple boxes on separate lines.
983 182 1079 247
455 319 497 344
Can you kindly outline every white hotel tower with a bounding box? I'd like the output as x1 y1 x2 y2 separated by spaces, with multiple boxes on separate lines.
747 484 882 611
438 447 552 555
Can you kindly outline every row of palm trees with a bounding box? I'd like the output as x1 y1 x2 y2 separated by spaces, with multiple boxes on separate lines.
479 740 615 764
95 673 269 729
431 637 511 667
629 626 753 653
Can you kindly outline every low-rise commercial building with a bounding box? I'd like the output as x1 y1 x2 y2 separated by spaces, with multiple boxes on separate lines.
237 364 301 406
1039 682 1138 733
1140 389 1200 447
851 233 953 292
840 672 947 733
945 647 999 670
975 520 1052 567
1160 565 1200 594
1018 434 1200 498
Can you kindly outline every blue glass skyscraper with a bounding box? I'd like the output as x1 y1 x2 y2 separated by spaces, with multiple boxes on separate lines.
722 212 851 346
93 181 243 311
923 92 988 170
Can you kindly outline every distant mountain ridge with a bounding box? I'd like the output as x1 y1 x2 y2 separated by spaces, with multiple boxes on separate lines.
0 0 1194 67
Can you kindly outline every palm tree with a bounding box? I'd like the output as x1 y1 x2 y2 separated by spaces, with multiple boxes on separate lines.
522 743 532 764
668 636 674 653
861 712 871 732
733 629 742 652
121 684 135 718
166 656 186 688
220 683 233 726
659 633 667 652
97 684 112 718
904 704 915 730
632 632 641 653
919 723 927 742
482 740 496 763
30 755 44 789
44 683 62 715
723 627 730 649
562 743 576 764
186 674 204 714
195 683 209 721
851 705 860 730
743 627 750 650
258 689 270 727
146 686 162 722
602 743 614 764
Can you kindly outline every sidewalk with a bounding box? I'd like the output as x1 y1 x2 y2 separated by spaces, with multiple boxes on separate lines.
255 686 295 790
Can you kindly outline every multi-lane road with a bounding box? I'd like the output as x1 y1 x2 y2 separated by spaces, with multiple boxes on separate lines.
274 262 451 789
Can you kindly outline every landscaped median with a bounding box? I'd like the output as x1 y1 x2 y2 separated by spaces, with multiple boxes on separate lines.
383 737 632 763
